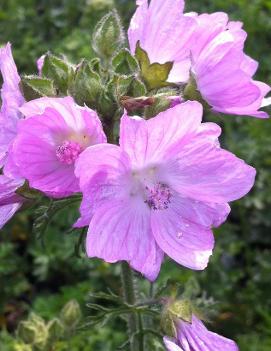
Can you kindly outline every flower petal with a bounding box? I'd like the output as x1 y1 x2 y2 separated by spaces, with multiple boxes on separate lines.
0 42 24 120
178 316 238 351
120 102 203 167
86 199 164 281
164 337 184 351
151 196 214 270
168 127 256 203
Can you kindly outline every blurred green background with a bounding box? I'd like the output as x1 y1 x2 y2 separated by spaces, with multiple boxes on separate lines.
0 0 271 350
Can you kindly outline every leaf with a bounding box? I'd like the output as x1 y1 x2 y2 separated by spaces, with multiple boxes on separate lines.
42 54 74 94
135 42 174 90
21 75 56 101
69 59 104 108
112 48 139 75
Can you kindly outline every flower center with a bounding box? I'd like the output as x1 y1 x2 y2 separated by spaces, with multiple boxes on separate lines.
56 140 82 165
144 182 172 210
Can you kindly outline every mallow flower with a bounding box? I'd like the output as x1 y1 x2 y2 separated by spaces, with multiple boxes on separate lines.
0 175 24 229
0 42 24 168
163 315 238 351
75 101 255 281
11 96 106 198
128 0 270 118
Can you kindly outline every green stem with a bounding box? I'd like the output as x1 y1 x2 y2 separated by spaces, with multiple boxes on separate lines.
121 262 142 351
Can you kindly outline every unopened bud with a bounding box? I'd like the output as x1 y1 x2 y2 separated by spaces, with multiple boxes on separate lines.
92 10 125 60
60 300 82 329
47 318 65 341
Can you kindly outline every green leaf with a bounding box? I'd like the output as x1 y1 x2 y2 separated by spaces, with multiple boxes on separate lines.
130 78 147 97
42 54 74 94
92 10 125 60
107 74 133 101
112 48 139 75
21 75 56 101
70 59 104 108
135 42 174 90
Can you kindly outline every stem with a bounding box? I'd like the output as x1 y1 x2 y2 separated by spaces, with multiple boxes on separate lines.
121 262 142 351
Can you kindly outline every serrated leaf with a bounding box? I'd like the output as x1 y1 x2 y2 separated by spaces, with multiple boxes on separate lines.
42 54 74 94
135 42 174 90
21 75 56 101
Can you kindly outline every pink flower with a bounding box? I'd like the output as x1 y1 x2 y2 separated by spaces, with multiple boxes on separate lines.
164 315 238 351
128 0 270 118
75 102 255 281
0 43 24 168
0 175 24 229
11 96 106 198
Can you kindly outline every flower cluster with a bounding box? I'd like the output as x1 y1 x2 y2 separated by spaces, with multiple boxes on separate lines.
0 0 270 349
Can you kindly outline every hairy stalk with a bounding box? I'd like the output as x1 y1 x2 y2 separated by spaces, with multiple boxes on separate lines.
121 262 143 351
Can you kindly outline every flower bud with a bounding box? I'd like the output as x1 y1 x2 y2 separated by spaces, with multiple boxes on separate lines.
161 299 193 338
92 10 125 60
17 321 36 344
17 313 48 348
47 318 65 341
60 300 82 329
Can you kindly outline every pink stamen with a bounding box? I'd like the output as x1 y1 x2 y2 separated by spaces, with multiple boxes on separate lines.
145 182 172 210
56 140 82 165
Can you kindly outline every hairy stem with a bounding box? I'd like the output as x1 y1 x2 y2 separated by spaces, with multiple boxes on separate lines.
121 262 143 351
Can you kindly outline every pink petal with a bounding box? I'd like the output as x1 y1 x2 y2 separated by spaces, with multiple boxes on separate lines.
75 144 131 189
128 0 195 80
151 196 214 270
0 203 22 229
86 199 164 281
164 337 184 351
169 126 256 203
178 316 239 351
0 42 24 120
119 102 203 167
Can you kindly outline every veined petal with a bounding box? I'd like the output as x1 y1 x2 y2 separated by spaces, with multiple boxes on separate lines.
178 316 238 351
120 102 203 167
128 0 195 68
75 144 131 189
0 203 22 229
151 196 214 270
0 42 24 120
164 337 184 351
86 199 164 281
168 128 256 203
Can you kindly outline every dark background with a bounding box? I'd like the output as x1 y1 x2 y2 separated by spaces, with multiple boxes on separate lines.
0 0 271 350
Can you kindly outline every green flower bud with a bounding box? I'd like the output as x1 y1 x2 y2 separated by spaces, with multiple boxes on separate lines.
92 10 125 60
17 313 48 348
47 318 65 341
17 321 36 344
60 300 82 329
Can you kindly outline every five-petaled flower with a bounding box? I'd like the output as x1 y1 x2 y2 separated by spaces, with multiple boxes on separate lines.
75 101 255 281
11 97 106 198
